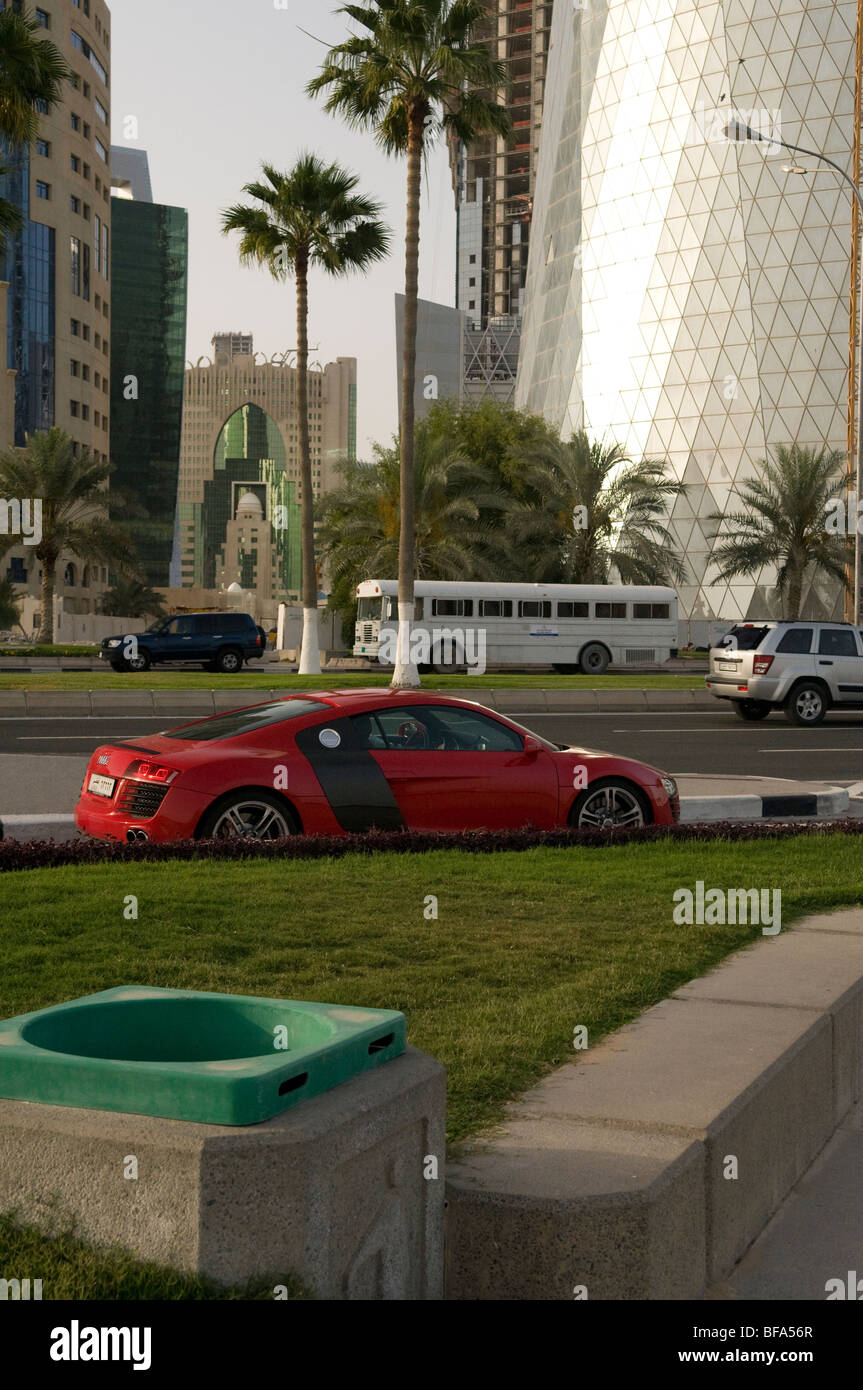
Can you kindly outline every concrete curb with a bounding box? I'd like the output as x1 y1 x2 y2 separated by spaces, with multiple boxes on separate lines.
679 787 850 823
0 686 712 718
445 909 863 1300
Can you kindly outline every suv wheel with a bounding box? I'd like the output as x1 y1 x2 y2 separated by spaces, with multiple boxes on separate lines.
785 682 828 726
127 650 151 673
213 647 243 675
734 699 771 721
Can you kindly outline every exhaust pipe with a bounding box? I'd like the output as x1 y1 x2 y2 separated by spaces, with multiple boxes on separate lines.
126 828 150 844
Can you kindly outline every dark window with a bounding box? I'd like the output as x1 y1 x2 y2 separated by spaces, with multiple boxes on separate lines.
35 7 49 27
71 114 81 132
223 614 252 633
818 629 859 657
163 700 329 743
595 603 628 619
776 628 814 655
558 601 589 618
634 603 670 619
70 195 80 213
431 598 473 617
519 601 552 619
355 705 524 752
479 599 513 618
720 625 771 651
35 181 50 199
36 139 50 157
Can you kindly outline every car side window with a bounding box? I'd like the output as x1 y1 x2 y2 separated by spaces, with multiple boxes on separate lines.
776 628 813 654
819 629 859 657
175 616 194 636
163 618 180 636
357 705 524 751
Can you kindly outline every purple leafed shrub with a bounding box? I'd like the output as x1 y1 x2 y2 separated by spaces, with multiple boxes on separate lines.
2 819 862 874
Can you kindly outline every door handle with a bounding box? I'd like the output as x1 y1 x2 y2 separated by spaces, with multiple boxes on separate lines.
818 659 833 665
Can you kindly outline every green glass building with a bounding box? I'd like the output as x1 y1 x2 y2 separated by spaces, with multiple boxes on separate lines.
110 196 188 587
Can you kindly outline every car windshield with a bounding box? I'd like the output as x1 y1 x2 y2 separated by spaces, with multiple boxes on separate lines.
162 699 329 742
357 597 384 620
144 618 168 634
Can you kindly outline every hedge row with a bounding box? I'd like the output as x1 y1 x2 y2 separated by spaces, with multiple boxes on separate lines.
0 645 99 658
2 818 863 874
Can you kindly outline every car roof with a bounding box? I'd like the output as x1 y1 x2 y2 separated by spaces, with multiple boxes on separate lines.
270 689 493 714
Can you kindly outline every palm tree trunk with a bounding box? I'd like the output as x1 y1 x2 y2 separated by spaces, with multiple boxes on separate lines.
38 553 55 644
391 107 424 690
787 569 803 621
295 248 321 676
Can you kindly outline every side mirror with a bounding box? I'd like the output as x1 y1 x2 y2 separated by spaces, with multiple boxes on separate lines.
523 735 543 756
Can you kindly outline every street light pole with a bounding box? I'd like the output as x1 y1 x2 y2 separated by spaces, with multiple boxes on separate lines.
725 120 863 624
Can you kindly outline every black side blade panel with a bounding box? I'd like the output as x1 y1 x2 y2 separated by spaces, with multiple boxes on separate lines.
295 719 406 833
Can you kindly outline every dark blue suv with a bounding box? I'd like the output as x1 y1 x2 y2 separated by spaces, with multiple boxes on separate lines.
101 612 265 675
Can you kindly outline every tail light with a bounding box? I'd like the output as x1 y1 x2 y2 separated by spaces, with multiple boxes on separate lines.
125 761 179 785
753 655 774 675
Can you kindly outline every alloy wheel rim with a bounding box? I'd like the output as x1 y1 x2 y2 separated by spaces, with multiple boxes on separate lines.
797 691 822 721
212 801 291 841
578 786 645 829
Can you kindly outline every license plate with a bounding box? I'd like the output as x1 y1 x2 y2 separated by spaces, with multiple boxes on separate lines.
88 773 116 798
717 661 739 672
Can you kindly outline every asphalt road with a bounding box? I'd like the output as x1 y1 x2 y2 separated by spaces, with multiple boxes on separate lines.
2 708 863 780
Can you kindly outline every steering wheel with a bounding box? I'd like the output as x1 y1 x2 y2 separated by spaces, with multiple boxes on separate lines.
397 719 430 749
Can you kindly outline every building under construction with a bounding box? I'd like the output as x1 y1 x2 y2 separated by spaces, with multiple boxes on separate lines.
448 0 554 403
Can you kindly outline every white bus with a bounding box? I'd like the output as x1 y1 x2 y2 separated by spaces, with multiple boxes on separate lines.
353 580 678 673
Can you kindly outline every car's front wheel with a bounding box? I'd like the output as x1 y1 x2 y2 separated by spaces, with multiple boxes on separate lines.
578 642 610 676
127 649 151 673
785 682 828 726
109 661 128 673
197 791 297 841
733 699 771 721
570 777 651 830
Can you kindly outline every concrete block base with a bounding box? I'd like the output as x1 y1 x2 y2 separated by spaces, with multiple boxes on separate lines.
0 1046 445 1300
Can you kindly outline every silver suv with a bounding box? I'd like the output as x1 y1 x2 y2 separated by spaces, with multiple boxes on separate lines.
707 621 863 725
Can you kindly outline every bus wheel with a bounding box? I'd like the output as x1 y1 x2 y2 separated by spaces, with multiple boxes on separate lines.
553 663 580 675
432 651 467 675
578 643 610 676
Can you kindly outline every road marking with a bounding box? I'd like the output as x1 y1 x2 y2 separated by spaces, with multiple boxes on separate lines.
759 748 863 754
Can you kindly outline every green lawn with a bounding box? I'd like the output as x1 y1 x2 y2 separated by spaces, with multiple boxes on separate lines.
2 835 860 1299
2 838 859 1144
0 670 704 691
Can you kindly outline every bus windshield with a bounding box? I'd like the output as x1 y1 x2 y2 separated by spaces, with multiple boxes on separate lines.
357 597 384 621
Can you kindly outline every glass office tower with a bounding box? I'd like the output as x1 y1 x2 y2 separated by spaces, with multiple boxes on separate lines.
109 196 188 587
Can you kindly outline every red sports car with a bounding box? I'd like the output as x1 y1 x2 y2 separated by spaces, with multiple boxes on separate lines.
75 690 679 844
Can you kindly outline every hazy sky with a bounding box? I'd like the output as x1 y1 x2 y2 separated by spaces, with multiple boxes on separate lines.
108 0 457 456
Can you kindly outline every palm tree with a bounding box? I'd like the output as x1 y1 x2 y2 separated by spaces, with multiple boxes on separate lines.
318 421 505 628
0 576 22 633
99 578 166 621
507 431 688 585
708 444 851 619
222 156 389 674
309 1 510 688
0 428 140 642
0 7 72 247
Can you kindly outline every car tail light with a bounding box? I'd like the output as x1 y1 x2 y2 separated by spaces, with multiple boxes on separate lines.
126 761 179 785
752 655 774 675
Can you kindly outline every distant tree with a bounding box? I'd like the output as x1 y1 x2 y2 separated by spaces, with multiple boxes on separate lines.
0 428 140 642
507 430 687 585
318 421 505 630
0 7 72 248
425 396 560 498
309 0 510 688
708 444 851 619
222 155 389 674
0 576 22 632
99 578 166 620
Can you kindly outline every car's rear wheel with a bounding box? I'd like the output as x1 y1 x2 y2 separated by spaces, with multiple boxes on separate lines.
198 791 296 841
785 682 828 726
578 642 610 676
733 699 771 721
570 777 651 830
211 647 243 675
127 650 151 673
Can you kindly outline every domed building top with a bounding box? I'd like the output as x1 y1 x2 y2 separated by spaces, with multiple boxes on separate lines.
236 491 264 520
227 582 245 593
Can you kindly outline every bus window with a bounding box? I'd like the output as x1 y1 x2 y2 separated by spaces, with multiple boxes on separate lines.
519 601 552 619
595 603 627 619
557 602 589 618
634 603 670 619
432 599 473 617
479 600 513 617
415 598 423 620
